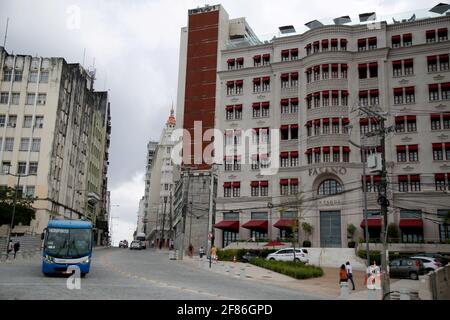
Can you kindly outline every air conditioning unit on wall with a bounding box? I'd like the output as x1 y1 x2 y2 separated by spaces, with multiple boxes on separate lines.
367 153 382 173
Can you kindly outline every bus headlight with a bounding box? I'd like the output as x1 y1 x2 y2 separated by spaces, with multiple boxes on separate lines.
81 257 90 264
44 255 54 264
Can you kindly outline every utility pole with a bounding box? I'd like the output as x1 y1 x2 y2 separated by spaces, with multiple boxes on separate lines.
179 168 190 260
169 191 173 246
359 105 394 299
161 196 168 249
361 143 371 267
207 165 217 268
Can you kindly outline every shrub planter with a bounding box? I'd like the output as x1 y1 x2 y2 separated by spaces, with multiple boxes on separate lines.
302 240 312 247
250 258 323 280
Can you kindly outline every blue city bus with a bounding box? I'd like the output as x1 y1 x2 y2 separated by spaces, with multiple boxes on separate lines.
42 220 93 277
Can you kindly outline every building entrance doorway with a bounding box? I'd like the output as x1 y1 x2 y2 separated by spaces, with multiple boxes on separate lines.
320 211 341 247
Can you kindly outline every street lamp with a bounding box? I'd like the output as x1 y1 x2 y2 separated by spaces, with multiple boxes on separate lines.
3 165 37 257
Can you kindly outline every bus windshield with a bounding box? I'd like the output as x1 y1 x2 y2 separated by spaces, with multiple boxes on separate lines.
44 228 92 259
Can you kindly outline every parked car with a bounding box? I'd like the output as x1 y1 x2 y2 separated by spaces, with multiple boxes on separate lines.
119 240 128 248
130 240 142 250
410 256 442 272
266 248 309 263
242 252 259 263
389 258 425 280
414 253 449 266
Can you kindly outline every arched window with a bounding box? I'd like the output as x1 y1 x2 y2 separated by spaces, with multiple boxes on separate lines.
318 179 342 196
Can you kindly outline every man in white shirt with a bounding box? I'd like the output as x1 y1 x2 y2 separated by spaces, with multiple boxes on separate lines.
346 261 355 290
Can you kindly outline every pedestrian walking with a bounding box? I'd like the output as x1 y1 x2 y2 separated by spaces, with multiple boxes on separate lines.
7 240 13 259
211 245 217 263
188 243 193 258
199 246 205 258
339 264 348 284
346 261 355 290
13 241 20 259
366 260 381 290
151 240 154 248
169 239 174 250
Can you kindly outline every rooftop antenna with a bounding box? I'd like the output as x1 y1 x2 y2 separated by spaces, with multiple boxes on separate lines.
3 17 9 48
82 48 86 67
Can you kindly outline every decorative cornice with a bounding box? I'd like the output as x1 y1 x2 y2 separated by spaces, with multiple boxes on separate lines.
398 79 410 85
433 75 446 81
401 136 413 142
402 165 415 172
439 164 450 170
438 133 449 140
434 104 447 109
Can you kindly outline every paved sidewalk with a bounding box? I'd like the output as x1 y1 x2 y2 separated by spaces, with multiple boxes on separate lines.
182 256 371 299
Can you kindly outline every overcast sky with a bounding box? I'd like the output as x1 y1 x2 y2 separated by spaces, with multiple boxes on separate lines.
0 0 434 244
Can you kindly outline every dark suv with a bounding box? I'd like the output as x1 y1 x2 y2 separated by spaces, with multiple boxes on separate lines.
389 258 425 280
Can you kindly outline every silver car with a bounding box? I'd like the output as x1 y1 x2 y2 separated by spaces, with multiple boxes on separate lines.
130 240 142 250
266 248 309 263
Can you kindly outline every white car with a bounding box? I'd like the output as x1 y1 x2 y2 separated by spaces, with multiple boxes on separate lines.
410 256 441 272
266 248 309 263
130 240 142 250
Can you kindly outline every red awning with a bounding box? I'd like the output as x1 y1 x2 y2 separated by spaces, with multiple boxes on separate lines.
322 39 329 46
359 90 368 98
342 118 349 125
290 178 299 185
406 115 416 122
280 179 289 186
332 90 339 97
396 145 406 152
358 63 367 70
426 30 436 37
341 64 348 70
232 182 241 188
223 182 232 188
226 81 234 87
404 59 413 67
331 39 338 45
281 49 289 57
263 54 270 59
435 173 445 180
408 145 418 152
431 113 441 120
333 146 340 152
322 118 330 124
442 83 450 90
395 116 405 123
253 55 261 60
236 80 243 86
281 73 289 80
322 64 329 71
251 181 259 187
291 72 299 79
410 175 420 182
253 78 261 84
444 113 450 120
291 48 299 54
322 90 330 97
305 149 312 155
405 86 415 94
236 57 244 63
440 54 449 62
314 92 320 97
290 151 299 158
427 56 437 62
305 44 312 49
332 118 340 124
252 102 261 109
261 101 270 108
370 89 379 96
392 35 401 42
281 99 289 106
226 105 234 111
342 90 349 97
360 218 382 228
280 152 289 159
305 121 312 127
274 219 297 229
340 39 348 45
322 146 330 153
343 146 351 153
291 124 299 129
242 220 268 231
360 118 369 125
399 219 423 228
290 97 299 104
280 125 289 130
368 37 377 45
394 88 403 94
398 175 408 182
438 28 448 36
234 104 242 111
358 38 366 45
432 143 443 150
392 60 402 66
429 84 439 90
214 220 239 231
227 58 235 64
313 41 320 46
314 147 321 153
262 76 270 82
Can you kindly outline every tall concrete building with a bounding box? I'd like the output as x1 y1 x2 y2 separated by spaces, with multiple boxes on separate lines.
142 140 157 236
174 5 450 249
146 108 176 247
0 47 111 243
173 4 255 254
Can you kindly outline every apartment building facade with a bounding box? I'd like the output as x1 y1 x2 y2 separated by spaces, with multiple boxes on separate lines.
0 47 111 241
211 11 450 248
142 140 157 236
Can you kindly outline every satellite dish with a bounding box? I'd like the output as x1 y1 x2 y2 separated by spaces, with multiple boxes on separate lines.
359 12 376 22
305 20 324 29
429 3 450 14
333 16 352 25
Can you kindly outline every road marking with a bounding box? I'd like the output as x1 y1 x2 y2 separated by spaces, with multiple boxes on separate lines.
99 251 234 300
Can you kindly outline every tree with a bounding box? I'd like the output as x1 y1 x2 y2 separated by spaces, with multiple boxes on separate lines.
0 187 36 227
387 223 400 243
347 224 357 240
302 222 313 247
